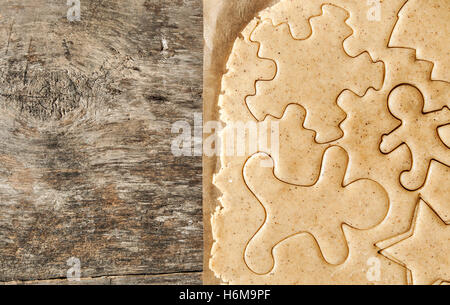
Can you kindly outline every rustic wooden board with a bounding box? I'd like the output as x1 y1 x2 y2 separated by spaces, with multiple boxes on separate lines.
0 0 202 283
1 271 202 285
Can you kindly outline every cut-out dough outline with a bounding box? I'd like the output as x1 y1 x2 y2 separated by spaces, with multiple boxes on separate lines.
242 146 390 275
211 0 449 285
378 198 450 285
379 84 450 191
244 3 385 144
388 0 450 83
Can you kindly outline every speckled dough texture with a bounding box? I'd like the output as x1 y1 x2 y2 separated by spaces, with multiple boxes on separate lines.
207 0 449 285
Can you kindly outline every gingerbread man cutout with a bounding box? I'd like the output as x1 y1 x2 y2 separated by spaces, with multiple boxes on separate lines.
243 146 389 274
380 84 450 190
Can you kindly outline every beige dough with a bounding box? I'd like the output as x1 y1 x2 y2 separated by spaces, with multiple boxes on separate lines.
244 146 389 273
380 85 450 190
389 0 450 82
380 200 449 285
247 5 383 143
210 0 450 285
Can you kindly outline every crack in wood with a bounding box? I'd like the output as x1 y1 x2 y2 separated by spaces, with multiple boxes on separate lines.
0 271 203 285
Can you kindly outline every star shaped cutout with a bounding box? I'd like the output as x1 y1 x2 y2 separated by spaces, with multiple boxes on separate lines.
380 200 450 285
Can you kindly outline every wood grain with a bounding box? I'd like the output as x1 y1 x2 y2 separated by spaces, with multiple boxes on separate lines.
0 0 202 283
1 272 202 285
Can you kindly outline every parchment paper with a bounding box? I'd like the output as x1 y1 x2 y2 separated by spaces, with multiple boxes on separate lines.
202 0 278 285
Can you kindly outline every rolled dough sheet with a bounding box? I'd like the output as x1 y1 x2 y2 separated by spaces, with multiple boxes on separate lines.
204 0 449 285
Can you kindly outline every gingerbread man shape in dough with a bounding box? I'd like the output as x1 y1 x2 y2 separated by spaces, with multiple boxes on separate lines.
243 146 389 274
380 84 450 190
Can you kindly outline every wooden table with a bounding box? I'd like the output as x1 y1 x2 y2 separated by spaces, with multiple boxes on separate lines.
0 0 202 284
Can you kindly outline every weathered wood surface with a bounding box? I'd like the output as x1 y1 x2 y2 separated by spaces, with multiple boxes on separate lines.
0 0 202 283
1 271 202 285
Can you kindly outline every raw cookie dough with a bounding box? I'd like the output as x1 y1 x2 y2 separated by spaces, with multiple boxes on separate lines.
209 0 449 285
